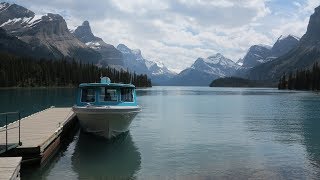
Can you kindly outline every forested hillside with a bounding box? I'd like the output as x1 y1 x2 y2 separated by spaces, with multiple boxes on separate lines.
278 62 320 90
0 53 152 87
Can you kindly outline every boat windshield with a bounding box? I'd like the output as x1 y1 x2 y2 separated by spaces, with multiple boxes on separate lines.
121 88 134 102
100 87 118 102
81 88 95 102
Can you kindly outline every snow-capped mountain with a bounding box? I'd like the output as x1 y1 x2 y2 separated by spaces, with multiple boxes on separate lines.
0 2 100 63
73 21 124 67
117 44 176 85
193 53 239 76
146 60 176 84
169 53 240 86
0 2 35 33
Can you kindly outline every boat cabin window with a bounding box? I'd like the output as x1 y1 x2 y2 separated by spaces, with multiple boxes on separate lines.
81 88 95 103
100 87 118 102
121 88 134 102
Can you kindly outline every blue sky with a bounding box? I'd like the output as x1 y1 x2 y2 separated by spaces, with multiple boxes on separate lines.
6 0 320 72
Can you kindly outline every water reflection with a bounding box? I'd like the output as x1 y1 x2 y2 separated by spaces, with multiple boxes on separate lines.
0 88 76 126
298 96 320 178
244 91 320 178
71 131 141 179
4 87 320 179
136 87 301 97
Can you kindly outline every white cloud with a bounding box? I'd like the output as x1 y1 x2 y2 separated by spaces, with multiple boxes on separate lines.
110 0 169 14
293 1 302 8
177 0 234 8
303 0 319 12
271 17 309 39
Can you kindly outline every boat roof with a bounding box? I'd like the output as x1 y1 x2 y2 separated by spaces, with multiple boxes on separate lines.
79 82 135 88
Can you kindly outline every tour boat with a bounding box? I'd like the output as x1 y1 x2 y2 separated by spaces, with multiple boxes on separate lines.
72 77 141 139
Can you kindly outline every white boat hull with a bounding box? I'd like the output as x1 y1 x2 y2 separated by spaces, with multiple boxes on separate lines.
72 106 141 139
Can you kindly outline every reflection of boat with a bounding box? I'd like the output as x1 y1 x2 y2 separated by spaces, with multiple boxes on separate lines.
72 131 141 178
72 77 141 138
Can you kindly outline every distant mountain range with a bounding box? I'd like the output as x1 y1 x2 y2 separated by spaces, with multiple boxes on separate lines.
0 2 175 84
170 34 301 86
1 2 320 86
168 54 239 86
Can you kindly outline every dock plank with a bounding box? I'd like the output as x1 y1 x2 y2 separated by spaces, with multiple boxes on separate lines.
0 157 22 180
0 108 75 152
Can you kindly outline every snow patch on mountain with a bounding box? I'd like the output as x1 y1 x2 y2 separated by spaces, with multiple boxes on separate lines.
278 34 300 41
85 41 102 49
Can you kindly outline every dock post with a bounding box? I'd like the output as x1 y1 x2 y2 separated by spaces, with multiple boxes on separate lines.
18 112 21 146
5 114 7 152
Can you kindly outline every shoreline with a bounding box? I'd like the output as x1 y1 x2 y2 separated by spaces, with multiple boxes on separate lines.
0 86 76 90
0 86 152 90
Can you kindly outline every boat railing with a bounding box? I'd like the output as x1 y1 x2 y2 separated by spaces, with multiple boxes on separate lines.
0 111 22 154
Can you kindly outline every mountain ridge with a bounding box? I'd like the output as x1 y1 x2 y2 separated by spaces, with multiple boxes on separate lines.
117 43 176 85
247 5 320 81
73 21 124 67
0 3 101 63
168 53 240 86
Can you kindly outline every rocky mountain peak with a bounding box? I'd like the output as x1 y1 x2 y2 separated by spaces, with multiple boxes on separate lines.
277 35 299 42
192 54 239 71
271 34 299 57
82 20 89 27
0 2 35 31
73 20 101 43
117 44 131 53
206 53 231 63
72 21 124 67
0 2 34 22
241 44 272 68
0 2 8 7
211 53 223 57
25 13 70 36
41 13 64 22
250 44 271 51
193 57 205 65
206 53 224 60
301 5 320 45
132 49 142 56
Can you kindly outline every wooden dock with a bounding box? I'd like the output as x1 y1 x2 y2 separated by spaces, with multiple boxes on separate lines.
0 157 21 180
0 107 77 165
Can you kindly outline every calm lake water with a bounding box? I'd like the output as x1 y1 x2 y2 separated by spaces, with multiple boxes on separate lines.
1 87 320 179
